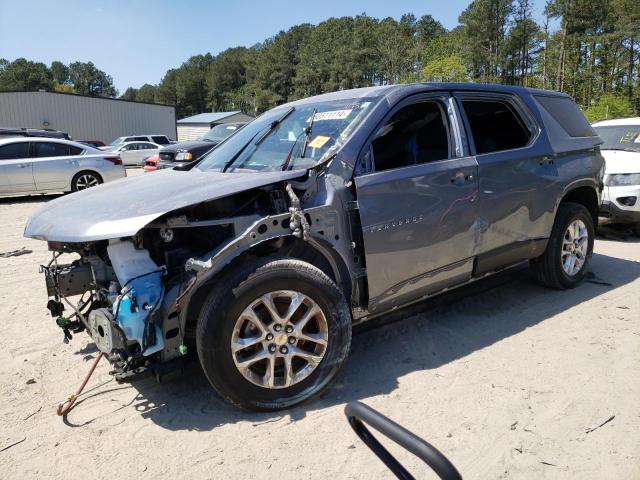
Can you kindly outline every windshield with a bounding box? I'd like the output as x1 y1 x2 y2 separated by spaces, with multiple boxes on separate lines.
201 124 242 143
196 98 377 172
109 137 125 146
594 125 640 153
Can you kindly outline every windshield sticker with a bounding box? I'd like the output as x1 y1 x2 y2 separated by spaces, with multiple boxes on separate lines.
312 109 352 122
308 135 330 149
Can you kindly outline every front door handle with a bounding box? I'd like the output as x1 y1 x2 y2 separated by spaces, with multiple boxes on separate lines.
450 171 473 185
16 163 31 168
539 156 554 166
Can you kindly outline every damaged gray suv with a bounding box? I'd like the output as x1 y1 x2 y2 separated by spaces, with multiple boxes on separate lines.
25 83 604 411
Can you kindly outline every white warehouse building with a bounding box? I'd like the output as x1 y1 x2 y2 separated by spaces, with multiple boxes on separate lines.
0 91 176 144
176 111 254 141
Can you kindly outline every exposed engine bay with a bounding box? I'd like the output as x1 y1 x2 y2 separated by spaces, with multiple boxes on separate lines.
40 174 360 380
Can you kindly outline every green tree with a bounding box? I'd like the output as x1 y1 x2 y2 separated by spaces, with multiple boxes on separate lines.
584 93 635 121
459 0 513 82
50 61 69 85
0 58 52 91
68 61 117 96
423 56 470 82
156 69 178 106
136 84 157 103
120 87 139 101
174 54 213 116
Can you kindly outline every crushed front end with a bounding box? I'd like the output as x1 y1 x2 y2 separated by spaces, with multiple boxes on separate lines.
41 237 184 379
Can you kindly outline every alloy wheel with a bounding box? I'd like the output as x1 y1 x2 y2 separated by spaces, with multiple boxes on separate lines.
75 173 100 190
230 290 328 389
561 219 588 276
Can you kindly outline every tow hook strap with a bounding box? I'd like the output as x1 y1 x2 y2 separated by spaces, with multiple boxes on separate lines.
56 352 104 416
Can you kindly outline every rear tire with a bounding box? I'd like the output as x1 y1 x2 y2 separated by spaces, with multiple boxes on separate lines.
196 257 352 411
71 171 102 192
530 202 595 289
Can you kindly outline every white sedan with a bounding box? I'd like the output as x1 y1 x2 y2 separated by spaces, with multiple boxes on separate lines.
106 141 162 166
0 137 125 195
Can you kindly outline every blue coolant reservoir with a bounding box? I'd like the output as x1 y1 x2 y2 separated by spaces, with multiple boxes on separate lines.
107 240 165 356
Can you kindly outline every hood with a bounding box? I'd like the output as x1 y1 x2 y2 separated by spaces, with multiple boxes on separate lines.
24 168 305 242
161 140 217 153
601 149 640 174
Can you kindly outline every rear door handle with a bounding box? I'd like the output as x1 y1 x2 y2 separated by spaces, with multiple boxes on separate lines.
539 156 554 166
17 163 31 168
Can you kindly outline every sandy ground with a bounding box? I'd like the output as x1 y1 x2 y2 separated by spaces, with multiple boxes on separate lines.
1 173 639 479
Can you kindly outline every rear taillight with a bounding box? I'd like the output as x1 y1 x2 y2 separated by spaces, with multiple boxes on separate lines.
104 155 123 166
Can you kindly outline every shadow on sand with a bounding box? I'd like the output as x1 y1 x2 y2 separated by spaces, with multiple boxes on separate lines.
81 251 636 432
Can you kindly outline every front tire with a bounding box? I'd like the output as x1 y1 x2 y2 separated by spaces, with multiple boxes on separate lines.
196 258 352 411
530 202 595 289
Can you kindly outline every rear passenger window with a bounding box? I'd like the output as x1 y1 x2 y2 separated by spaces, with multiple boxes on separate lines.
372 101 450 172
34 142 70 157
534 95 595 137
0 142 30 160
462 99 531 154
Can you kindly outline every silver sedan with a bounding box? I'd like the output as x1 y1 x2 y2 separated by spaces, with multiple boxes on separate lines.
0 137 125 195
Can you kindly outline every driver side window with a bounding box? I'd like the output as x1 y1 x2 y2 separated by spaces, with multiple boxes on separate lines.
371 101 451 173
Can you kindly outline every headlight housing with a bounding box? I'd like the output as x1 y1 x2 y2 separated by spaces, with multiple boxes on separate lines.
175 151 193 161
605 173 640 186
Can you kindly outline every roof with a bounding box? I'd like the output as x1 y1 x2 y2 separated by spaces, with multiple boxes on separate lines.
0 136 99 150
0 90 176 108
285 82 570 108
177 112 243 124
592 117 640 127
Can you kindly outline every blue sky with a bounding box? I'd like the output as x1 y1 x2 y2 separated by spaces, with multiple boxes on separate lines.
0 0 546 92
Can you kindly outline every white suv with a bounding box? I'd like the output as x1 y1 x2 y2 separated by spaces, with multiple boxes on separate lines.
102 135 174 149
592 117 640 235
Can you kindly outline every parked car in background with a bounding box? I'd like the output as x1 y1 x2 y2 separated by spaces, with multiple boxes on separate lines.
143 153 159 172
0 127 70 140
25 83 603 411
78 140 106 148
0 137 124 195
101 134 174 150
105 141 162 166
592 117 640 235
157 122 245 169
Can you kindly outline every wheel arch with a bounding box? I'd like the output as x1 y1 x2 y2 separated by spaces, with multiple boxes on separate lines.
557 181 600 229
182 234 352 336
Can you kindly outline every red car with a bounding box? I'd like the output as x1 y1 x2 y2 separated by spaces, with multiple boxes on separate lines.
143 154 159 172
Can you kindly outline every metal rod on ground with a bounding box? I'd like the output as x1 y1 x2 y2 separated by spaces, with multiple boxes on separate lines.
57 352 104 416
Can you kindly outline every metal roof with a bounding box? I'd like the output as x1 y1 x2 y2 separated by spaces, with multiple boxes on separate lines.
177 112 242 124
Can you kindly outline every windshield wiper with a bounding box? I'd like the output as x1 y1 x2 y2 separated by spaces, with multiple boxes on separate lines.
254 106 295 146
606 147 639 152
281 130 306 171
281 109 317 171
222 129 265 172
300 108 317 159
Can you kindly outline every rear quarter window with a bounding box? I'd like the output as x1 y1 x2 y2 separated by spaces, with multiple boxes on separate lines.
152 136 169 144
534 95 595 137
68 145 84 155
